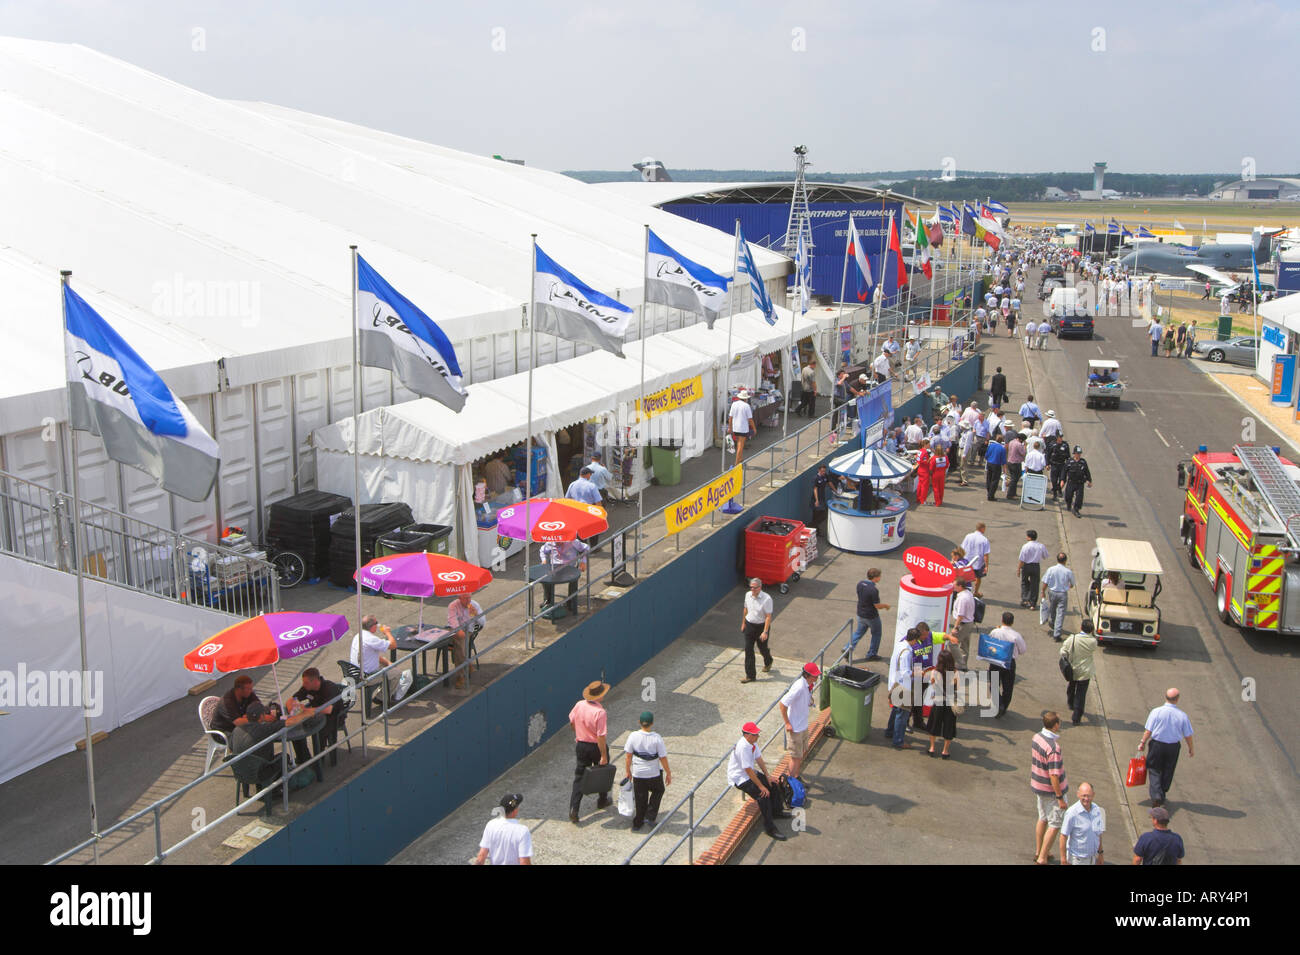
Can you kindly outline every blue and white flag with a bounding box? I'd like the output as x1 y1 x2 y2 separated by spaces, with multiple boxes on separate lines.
644 230 730 327
64 285 219 502
1136 226 1156 238
534 245 633 358
1252 243 1262 296
986 200 1010 216
1107 219 1121 235
795 230 810 315
737 228 776 325
357 254 467 412
1084 221 1096 233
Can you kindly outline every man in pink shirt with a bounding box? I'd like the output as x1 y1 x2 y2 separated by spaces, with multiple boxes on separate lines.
568 680 611 823
1005 431 1027 500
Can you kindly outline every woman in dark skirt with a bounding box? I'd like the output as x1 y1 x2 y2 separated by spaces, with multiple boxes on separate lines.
927 645 958 759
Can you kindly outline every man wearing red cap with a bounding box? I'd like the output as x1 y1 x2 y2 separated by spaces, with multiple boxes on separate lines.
727 722 787 841
779 663 820 782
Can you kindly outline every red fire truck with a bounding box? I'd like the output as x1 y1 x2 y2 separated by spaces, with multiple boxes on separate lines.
1179 444 1300 633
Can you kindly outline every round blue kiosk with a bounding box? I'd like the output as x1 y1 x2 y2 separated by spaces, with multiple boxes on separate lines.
826 447 912 555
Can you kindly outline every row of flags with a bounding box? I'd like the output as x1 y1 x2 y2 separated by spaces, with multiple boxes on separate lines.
1082 219 1156 239
62 228 757 502
934 202 1005 251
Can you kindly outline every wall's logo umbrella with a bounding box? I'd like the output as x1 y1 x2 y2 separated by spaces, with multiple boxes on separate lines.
355 553 492 597
183 612 351 674
495 498 608 542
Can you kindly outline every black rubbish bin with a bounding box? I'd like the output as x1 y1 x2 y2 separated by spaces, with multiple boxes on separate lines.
376 529 434 558
403 523 453 556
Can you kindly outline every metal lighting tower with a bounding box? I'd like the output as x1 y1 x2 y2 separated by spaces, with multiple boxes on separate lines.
783 145 814 257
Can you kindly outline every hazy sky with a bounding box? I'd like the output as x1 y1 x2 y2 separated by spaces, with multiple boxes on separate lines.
3 0 1298 176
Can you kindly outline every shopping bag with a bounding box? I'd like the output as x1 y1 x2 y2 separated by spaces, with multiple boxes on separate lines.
977 632 1014 666
1038 596 1050 626
616 777 635 817
1126 754 1147 787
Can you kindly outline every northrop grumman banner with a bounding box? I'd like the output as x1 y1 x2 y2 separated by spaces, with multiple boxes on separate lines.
637 375 703 419
665 464 742 535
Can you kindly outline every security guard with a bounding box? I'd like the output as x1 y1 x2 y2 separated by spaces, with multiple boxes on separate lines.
1063 446 1093 518
1047 435 1071 502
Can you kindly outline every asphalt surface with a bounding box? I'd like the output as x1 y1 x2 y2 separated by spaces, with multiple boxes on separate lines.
727 260 1300 865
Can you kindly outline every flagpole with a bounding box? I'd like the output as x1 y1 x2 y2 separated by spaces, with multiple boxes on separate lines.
722 219 740 475
348 245 369 753
837 215 851 326
902 209 916 342
527 234 537 648
61 270 100 863
638 225 649 550
783 244 799 443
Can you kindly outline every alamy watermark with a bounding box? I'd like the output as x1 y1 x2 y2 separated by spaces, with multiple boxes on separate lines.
0 665 103 717
890 670 1000 717
151 272 262 328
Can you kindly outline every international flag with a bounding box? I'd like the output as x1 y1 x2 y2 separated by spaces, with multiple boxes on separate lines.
533 245 634 357
1084 221 1096 233
888 215 908 289
737 228 776 325
64 284 219 502
986 200 1010 216
357 254 468 410
1121 225 1133 238
961 204 978 237
846 216 874 303
1137 226 1156 238
911 210 933 280
973 207 1002 251
644 229 730 328
938 206 955 226
1107 220 1121 235
1174 219 1186 231
1252 243 1262 297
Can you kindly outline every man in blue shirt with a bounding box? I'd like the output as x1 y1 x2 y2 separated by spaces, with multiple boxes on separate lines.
1137 688 1195 807
984 434 1007 502
846 567 890 662
1058 781 1105 864
565 467 603 506
585 452 612 504
973 414 990 464
1132 807 1184 864
1018 395 1041 428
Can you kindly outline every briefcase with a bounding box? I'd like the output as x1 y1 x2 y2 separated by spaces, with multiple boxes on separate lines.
580 763 616 795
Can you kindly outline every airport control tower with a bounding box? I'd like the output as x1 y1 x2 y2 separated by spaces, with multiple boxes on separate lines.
1093 162 1107 192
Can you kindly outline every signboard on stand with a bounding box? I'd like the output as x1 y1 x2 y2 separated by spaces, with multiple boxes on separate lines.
1020 471 1048 510
1270 354 1296 405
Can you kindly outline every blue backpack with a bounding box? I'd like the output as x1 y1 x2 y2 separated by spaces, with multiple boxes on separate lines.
787 775 806 808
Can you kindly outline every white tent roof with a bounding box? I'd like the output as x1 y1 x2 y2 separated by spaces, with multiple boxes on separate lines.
310 310 801 466
1260 293 1300 333
0 36 788 432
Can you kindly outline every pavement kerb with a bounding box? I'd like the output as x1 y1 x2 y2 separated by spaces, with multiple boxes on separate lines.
1017 324 1141 851
1197 366 1300 461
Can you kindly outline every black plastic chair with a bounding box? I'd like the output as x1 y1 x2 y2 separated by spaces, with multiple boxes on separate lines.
326 698 352 766
231 750 281 817
338 660 385 719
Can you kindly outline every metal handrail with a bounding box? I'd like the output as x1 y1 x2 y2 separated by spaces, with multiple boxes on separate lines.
621 618 853 865
43 325 974 865
0 466 280 617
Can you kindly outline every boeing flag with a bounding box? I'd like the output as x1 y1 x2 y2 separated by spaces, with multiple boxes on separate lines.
534 245 633 357
64 284 219 502
737 228 776 325
357 254 468 411
644 229 730 327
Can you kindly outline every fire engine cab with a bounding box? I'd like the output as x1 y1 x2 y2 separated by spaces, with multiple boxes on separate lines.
1179 444 1300 633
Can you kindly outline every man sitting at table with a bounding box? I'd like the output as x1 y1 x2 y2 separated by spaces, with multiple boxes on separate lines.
538 538 589 616
292 667 344 759
211 674 262 736
448 592 485 690
350 614 398 702
230 701 316 774
856 482 883 513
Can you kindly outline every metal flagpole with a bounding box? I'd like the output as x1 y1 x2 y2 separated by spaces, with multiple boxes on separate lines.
348 245 368 757
902 209 916 342
783 241 800 443
637 224 649 572
60 270 100 863
873 211 894 363
837 216 852 326
722 220 740 474
527 235 537 648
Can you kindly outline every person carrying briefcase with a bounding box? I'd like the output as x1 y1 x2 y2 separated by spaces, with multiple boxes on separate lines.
568 680 612 824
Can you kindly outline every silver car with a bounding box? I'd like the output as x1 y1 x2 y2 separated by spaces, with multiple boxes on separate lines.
1194 336 1259 366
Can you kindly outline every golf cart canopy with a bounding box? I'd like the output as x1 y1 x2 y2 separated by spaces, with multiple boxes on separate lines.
1087 359 1120 372
1094 538 1163 576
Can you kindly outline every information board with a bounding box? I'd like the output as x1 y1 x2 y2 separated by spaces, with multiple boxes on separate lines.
1020 471 1047 510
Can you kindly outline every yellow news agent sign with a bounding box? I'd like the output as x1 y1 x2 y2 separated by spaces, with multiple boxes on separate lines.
666 465 742 535
637 375 703 420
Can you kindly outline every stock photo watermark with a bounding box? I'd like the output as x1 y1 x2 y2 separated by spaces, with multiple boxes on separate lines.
151 273 262 328
0 665 104 717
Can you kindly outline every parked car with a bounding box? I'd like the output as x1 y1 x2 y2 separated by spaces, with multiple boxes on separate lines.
1193 336 1259 366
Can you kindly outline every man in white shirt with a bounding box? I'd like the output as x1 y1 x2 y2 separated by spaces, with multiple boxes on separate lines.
350 615 395 674
960 522 992 598
538 538 589 616
1023 318 1038 349
474 792 533 865
987 610 1027 717
904 417 925 449
779 662 820 780
740 577 774 683
904 338 920 364
623 711 671 831
1025 438 1047 475
1017 529 1051 608
1039 409 1062 439
959 400 981 428
872 350 891 384
729 390 755 464
1058 783 1105 865
887 629 925 748
948 577 977 670
727 721 787 840
1041 552 1075 641
447 593 485 690
1036 319 1050 351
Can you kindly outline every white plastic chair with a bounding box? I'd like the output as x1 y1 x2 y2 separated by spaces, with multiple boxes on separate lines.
199 695 230 776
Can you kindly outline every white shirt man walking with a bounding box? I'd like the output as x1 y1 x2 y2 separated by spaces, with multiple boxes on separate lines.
1041 552 1074 642
1059 782 1105 865
474 793 533 865
740 577 774 683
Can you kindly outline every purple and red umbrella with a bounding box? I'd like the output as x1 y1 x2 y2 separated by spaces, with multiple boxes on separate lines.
354 553 492 597
495 497 608 542
184 611 351 705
